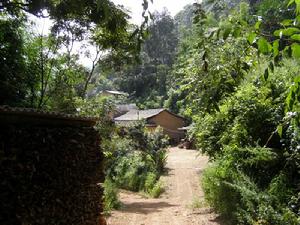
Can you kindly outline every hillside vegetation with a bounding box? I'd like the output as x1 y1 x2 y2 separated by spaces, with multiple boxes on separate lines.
173 0 300 224
1 0 300 224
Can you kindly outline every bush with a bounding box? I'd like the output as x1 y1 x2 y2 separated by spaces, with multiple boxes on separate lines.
149 181 165 198
194 83 283 159
193 59 298 157
145 127 169 174
202 149 299 225
196 59 300 224
103 178 121 214
144 172 158 194
112 152 152 191
104 122 168 202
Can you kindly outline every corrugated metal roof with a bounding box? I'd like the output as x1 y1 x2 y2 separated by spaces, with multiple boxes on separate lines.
101 90 128 96
114 108 165 121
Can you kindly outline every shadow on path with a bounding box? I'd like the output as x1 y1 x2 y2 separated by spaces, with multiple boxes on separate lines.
120 201 179 215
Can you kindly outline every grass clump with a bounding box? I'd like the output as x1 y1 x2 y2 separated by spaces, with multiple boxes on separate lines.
188 197 208 209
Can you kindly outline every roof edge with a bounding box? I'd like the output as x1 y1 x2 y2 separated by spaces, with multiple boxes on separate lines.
146 109 186 121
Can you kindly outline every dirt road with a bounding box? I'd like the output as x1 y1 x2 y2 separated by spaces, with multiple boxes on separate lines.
106 147 222 225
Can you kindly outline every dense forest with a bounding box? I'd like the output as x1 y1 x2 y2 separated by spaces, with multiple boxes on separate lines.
1 0 300 224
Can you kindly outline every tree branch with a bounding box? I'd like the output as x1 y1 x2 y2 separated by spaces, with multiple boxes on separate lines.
82 48 102 98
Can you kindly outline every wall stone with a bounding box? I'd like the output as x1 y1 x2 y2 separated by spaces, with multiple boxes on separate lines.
0 109 105 225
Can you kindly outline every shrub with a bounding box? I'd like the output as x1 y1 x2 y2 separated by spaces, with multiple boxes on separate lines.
145 127 169 174
103 178 121 214
149 181 165 198
202 146 299 224
113 152 151 191
193 112 230 158
194 82 283 159
144 172 158 194
194 59 298 159
196 59 300 224
104 123 168 201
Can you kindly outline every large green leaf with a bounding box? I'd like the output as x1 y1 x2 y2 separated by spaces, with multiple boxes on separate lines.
291 34 300 41
291 43 300 58
273 40 280 58
274 27 300 37
233 28 241 38
255 21 262 30
288 0 295 7
281 19 294 26
297 0 300 14
247 33 257 44
264 68 269 81
258 38 272 54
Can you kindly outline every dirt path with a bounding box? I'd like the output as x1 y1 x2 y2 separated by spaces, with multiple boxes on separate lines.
106 147 223 225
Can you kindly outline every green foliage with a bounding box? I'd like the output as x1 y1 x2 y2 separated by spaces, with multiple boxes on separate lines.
174 3 255 115
143 172 165 198
98 9 179 109
104 123 168 200
201 0 245 19
0 18 28 106
1 0 148 63
144 127 169 174
202 147 299 225
172 1 300 224
193 59 300 223
112 151 151 191
0 0 154 110
149 181 165 198
0 15 91 111
101 123 168 211
75 96 115 117
2 0 300 223
103 178 121 214
192 59 298 158
144 172 158 194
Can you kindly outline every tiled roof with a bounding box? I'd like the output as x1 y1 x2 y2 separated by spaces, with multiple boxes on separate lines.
114 108 165 121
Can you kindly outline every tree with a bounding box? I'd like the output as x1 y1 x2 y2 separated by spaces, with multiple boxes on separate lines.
103 9 179 109
0 0 153 108
174 4 195 39
201 0 244 18
144 9 178 66
172 1 300 224
0 17 28 106
1 0 150 61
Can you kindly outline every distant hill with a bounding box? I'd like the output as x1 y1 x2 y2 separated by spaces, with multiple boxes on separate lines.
174 0 244 32
202 0 244 18
174 4 195 32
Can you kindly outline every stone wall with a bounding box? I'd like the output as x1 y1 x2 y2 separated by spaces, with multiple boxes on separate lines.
0 107 105 225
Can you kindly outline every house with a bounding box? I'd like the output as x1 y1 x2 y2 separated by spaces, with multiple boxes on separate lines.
114 108 186 142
